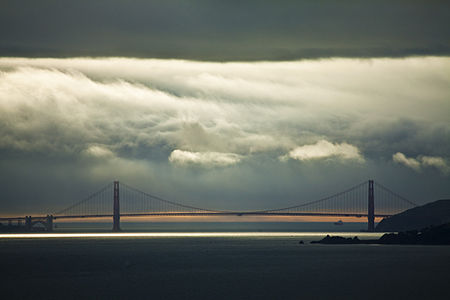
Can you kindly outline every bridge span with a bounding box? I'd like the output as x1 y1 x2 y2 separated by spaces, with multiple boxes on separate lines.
0 180 416 232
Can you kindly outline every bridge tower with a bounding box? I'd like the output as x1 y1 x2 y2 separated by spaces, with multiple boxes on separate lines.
368 180 375 232
113 180 121 231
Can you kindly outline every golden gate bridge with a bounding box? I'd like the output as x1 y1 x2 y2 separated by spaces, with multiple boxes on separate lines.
0 180 417 232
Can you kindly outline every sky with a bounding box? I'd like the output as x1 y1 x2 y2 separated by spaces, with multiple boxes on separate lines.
0 1 449 216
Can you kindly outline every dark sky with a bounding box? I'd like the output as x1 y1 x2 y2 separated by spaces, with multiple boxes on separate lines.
1 0 449 60
0 1 449 216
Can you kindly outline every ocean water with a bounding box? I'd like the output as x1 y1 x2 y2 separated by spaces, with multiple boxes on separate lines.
53 221 372 233
1 223 449 299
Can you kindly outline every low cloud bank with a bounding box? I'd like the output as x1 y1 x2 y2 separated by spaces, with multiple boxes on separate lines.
0 57 448 176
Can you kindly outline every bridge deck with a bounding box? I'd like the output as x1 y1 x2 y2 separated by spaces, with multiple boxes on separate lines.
1 212 393 222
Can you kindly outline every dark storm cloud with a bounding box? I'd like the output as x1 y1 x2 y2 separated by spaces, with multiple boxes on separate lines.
1 0 449 60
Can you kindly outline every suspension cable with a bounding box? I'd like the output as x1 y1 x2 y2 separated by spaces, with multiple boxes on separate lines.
374 182 417 206
255 181 368 213
53 182 113 215
120 182 233 213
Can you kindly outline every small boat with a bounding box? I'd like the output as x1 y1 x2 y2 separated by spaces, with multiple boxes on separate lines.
334 220 344 226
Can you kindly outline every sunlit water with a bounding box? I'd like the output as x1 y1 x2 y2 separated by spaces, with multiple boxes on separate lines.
0 222 384 240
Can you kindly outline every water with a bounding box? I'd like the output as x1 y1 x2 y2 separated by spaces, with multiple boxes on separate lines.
52 221 371 233
1 223 449 299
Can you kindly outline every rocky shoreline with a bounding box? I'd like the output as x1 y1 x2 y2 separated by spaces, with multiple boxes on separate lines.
311 223 450 245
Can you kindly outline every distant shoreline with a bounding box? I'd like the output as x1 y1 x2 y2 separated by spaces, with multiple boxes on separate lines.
312 223 450 245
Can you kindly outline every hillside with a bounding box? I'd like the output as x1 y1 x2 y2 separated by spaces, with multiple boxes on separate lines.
376 199 450 232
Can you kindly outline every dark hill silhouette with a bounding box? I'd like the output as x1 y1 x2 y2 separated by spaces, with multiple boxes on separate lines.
376 199 450 232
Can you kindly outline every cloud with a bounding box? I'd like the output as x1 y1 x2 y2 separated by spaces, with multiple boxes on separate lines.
0 57 449 165
392 152 421 171
0 57 449 212
169 150 242 167
393 152 449 174
420 156 449 174
282 140 364 162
